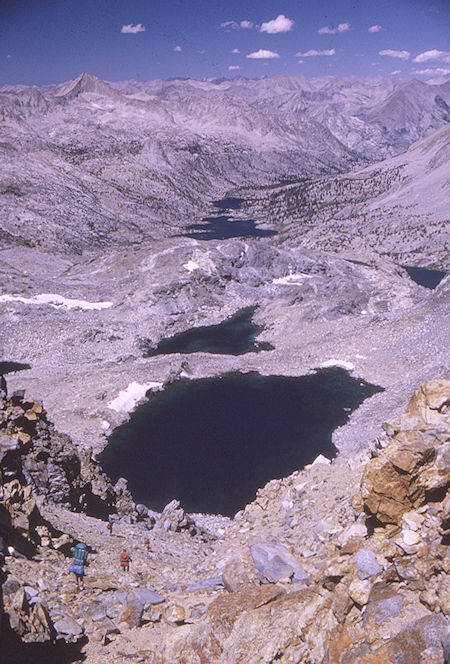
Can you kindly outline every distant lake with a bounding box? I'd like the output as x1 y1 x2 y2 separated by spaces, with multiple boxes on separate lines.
403 266 446 289
212 197 245 211
100 368 384 516
183 215 277 240
183 195 276 240
144 307 274 357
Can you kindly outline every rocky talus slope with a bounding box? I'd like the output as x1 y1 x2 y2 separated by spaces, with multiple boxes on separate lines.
0 379 449 663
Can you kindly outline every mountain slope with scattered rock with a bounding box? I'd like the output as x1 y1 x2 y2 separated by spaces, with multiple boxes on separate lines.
238 123 450 266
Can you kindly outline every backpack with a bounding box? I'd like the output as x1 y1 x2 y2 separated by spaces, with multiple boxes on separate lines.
73 543 88 564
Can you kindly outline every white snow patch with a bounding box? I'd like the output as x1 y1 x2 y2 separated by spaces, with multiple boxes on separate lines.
183 260 200 272
101 420 111 431
307 454 332 468
355 354 366 359
108 381 162 413
321 359 355 371
273 273 313 285
0 293 113 310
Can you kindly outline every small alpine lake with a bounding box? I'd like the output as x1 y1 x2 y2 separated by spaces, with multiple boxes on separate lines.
99 368 384 516
144 307 274 357
402 266 447 289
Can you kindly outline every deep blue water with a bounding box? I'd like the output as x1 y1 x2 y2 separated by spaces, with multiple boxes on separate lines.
403 266 447 289
212 197 245 211
181 195 276 240
99 368 383 516
144 307 274 357
184 215 277 240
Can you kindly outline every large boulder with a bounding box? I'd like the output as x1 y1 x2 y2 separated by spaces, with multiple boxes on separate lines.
361 379 450 524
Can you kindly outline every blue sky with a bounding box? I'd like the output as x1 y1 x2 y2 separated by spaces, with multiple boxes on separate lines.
1 0 449 85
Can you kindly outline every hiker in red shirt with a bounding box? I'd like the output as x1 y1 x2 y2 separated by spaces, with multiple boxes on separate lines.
120 549 130 571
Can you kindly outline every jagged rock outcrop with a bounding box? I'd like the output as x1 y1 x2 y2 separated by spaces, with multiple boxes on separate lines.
160 499 198 535
1 388 115 518
0 428 77 646
361 379 450 526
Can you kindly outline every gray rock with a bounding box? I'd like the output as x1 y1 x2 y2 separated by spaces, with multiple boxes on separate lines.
94 617 120 637
364 586 404 624
443 630 450 664
222 560 250 593
185 577 224 593
87 603 108 622
0 434 19 463
354 549 381 580
190 603 207 619
409 614 449 650
24 586 39 599
118 591 144 629
161 499 196 534
2 577 21 595
53 615 84 638
249 539 308 584
131 588 165 608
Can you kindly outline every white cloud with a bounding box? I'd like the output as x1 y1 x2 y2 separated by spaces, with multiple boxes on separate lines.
246 49 280 59
296 49 335 57
391 70 401 75
7 54 13 60
260 14 294 34
220 20 238 29
413 67 450 76
120 23 146 34
228 65 240 71
318 22 350 35
379 49 410 60
232 48 240 54
297 59 304 64
368 25 382 33
220 19 253 30
174 45 182 52
413 49 450 63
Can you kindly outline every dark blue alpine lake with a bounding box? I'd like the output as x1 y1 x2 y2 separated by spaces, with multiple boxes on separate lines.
99 368 383 516
402 266 447 290
182 195 277 240
144 307 274 357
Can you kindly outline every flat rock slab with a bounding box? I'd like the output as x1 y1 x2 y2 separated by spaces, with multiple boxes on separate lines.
53 615 84 637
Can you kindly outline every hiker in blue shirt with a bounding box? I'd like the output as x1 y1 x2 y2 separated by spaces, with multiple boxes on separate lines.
69 542 88 590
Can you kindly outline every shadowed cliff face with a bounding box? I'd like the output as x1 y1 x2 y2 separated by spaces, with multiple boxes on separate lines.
99 368 383 516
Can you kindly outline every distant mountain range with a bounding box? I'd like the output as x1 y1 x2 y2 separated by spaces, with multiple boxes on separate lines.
0 73 449 255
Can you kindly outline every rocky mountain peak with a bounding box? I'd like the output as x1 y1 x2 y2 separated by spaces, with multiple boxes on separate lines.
54 71 119 101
